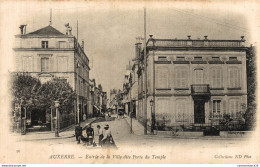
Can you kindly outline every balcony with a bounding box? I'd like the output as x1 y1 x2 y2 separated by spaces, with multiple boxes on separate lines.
191 84 210 96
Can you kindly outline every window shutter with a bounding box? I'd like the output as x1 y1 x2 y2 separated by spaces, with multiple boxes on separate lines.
223 100 226 115
217 69 221 87
209 100 212 116
237 70 241 88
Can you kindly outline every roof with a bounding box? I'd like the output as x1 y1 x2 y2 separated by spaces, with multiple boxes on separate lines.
25 25 65 36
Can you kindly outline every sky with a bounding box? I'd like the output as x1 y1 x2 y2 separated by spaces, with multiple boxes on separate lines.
1 1 259 97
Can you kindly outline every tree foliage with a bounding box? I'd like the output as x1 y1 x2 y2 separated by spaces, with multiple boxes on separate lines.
37 79 76 113
11 74 76 113
11 73 41 111
245 45 256 130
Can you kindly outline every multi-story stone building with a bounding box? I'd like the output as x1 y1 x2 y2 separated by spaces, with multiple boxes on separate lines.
123 62 139 117
136 35 248 131
13 24 90 124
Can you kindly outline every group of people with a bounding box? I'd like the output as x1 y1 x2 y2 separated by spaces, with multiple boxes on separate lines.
75 123 116 148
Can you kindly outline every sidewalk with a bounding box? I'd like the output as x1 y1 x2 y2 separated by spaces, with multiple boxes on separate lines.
124 116 145 136
124 116 248 140
13 117 99 142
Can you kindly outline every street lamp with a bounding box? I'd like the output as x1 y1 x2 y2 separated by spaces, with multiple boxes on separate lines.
55 100 60 137
150 99 155 134
76 63 80 126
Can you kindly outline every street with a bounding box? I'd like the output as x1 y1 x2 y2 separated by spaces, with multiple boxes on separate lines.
20 116 247 148
7 115 254 164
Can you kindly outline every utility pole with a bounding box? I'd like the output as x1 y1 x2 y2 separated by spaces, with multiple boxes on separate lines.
77 20 79 42
143 7 147 135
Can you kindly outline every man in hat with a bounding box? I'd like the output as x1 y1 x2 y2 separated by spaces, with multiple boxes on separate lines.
101 124 113 147
86 123 94 146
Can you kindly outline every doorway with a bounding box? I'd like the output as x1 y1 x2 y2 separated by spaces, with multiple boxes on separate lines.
194 100 205 124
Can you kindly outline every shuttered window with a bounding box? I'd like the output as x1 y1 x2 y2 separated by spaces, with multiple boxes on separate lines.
213 100 221 118
157 67 168 88
157 98 170 121
175 67 188 88
22 56 32 72
41 57 49 72
176 99 188 122
211 68 222 88
194 69 203 84
57 56 68 72
229 99 240 117
228 68 241 88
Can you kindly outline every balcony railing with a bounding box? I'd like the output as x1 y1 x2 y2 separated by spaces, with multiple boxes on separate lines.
147 39 245 48
191 84 210 95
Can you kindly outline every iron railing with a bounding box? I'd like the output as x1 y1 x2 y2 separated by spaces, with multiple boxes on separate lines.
191 84 210 95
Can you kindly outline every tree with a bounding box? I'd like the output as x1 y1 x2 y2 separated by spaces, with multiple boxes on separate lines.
245 45 256 130
11 73 41 111
37 78 76 113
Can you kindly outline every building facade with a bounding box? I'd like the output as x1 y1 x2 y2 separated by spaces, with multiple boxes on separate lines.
136 35 248 131
13 25 90 124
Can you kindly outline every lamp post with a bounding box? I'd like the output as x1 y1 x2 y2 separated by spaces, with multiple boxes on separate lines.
55 100 60 137
20 99 26 135
76 63 80 126
150 99 154 134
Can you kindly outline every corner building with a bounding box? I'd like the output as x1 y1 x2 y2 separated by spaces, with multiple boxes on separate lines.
137 36 248 130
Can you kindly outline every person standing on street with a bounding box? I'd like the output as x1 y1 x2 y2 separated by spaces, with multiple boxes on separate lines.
86 123 94 146
101 124 116 148
96 125 103 146
75 125 82 144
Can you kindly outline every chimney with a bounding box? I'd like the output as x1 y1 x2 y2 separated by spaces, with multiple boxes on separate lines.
82 40 84 51
135 37 142 60
19 25 27 35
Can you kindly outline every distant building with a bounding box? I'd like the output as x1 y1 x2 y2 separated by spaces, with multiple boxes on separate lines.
123 61 139 117
13 24 90 125
135 35 248 132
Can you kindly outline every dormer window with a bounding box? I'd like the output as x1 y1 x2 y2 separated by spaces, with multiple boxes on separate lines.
41 41 48 48
229 57 238 61
194 56 202 61
176 56 185 61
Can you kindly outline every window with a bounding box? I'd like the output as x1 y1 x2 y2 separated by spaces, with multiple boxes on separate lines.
158 56 167 61
175 67 188 88
228 68 241 88
176 99 188 122
22 56 32 72
213 100 221 118
157 67 168 88
57 56 68 72
176 56 185 61
41 57 49 72
194 69 203 84
229 57 238 61
229 99 240 117
211 68 222 88
157 98 170 121
194 56 202 61
41 41 48 48
59 41 67 48
212 56 220 61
